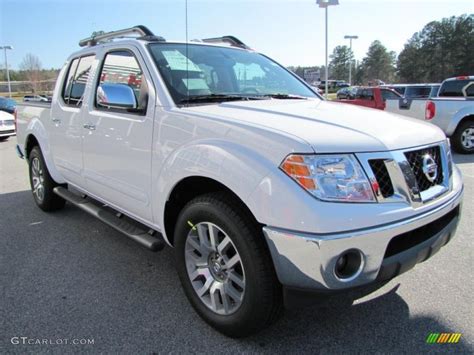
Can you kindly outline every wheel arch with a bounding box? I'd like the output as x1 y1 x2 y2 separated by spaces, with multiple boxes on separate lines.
163 176 260 246
23 131 66 184
447 110 474 137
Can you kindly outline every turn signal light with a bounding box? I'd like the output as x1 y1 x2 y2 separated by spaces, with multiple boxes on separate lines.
280 155 316 190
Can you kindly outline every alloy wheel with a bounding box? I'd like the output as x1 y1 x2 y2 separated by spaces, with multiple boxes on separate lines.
184 222 246 315
461 128 474 149
31 157 45 202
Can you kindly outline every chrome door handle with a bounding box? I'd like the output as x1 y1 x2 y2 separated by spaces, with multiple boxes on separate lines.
52 118 61 123
83 124 96 130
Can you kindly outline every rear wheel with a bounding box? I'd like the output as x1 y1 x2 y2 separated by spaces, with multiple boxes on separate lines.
451 120 474 154
174 192 282 337
28 146 66 211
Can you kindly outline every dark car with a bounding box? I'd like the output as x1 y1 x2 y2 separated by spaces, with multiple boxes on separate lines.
0 97 16 114
336 86 357 100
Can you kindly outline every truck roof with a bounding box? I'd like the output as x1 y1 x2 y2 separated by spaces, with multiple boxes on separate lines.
443 76 474 82
77 25 252 52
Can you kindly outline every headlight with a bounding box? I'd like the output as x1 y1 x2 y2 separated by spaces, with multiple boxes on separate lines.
280 154 376 202
446 139 453 177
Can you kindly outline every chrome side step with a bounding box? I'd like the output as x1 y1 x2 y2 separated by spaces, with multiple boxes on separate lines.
53 187 165 251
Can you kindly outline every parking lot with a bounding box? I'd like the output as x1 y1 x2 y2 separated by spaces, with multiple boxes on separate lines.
0 137 472 353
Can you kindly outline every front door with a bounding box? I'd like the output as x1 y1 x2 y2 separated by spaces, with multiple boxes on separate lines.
82 49 155 222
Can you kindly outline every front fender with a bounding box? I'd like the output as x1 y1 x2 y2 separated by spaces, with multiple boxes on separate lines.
446 106 474 136
153 139 279 241
23 117 66 184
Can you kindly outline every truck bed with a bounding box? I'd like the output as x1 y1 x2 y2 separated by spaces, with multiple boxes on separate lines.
16 102 52 155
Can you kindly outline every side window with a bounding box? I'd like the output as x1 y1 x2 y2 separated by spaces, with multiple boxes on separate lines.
62 58 79 104
464 83 474 97
96 50 148 114
62 55 94 106
439 80 471 97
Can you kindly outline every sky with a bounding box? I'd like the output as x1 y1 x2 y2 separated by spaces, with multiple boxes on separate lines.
0 0 473 70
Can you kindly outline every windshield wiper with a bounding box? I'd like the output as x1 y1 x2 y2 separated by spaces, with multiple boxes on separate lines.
259 93 308 100
179 94 265 105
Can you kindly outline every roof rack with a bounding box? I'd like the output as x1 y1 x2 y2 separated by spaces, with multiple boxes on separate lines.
79 25 164 47
201 36 251 50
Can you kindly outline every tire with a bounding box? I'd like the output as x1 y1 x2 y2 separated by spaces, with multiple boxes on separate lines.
451 120 474 154
28 146 66 211
174 192 282 338
0 136 9 142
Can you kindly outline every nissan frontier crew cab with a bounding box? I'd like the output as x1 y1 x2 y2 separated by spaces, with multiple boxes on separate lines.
15 26 464 338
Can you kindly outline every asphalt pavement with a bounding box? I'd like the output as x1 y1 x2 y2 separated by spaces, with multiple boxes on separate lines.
1 137 473 353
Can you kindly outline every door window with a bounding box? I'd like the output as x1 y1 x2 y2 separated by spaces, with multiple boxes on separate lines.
95 50 148 114
62 55 95 106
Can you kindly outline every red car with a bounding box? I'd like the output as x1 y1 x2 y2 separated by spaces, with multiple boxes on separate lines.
337 87 401 110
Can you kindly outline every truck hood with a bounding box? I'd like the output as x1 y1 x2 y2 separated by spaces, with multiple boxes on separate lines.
183 99 446 153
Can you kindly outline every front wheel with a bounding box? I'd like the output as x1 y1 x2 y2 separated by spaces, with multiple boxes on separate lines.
28 146 66 211
174 192 282 337
451 120 474 154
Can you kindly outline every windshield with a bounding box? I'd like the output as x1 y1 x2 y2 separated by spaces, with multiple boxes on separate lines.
148 43 318 104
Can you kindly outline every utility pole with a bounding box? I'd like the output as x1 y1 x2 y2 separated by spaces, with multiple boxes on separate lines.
0 45 13 98
344 35 358 85
317 0 339 99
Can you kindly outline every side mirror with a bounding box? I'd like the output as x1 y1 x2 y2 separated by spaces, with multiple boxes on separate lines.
97 83 137 110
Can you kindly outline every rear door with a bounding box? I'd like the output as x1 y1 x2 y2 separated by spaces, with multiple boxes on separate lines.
50 55 95 186
82 48 155 222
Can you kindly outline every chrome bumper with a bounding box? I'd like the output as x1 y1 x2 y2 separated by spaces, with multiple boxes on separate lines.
263 185 463 291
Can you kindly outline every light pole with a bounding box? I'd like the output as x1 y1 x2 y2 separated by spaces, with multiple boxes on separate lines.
317 0 339 99
0 45 13 98
344 35 358 85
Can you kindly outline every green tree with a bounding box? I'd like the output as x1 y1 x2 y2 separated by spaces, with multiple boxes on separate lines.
361 40 396 83
329 45 353 81
397 14 474 82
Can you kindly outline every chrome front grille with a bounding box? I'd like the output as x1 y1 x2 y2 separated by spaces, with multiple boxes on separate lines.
0 119 14 126
368 159 394 198
404 146 443 192
357 142 452 207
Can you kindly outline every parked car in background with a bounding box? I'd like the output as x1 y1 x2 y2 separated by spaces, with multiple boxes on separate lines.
383 84 407 96
425 76 474 153
0 110 15 141
336 86 357 100
382 83 440 99
337 86 401 110
0 96 16 114
23 95 49 103
335 80 350 88
385 83 441 120
317 80 348 91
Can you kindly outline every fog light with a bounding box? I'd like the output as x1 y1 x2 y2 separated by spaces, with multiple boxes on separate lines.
335 250 364 281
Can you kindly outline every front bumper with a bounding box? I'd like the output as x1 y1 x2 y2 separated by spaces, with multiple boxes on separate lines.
0 128 15 138
263 184 463 291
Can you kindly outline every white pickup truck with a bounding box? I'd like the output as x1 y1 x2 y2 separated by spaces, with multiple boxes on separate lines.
15 26 464 337
386 77 474 154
